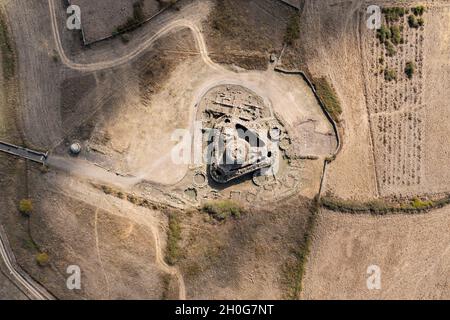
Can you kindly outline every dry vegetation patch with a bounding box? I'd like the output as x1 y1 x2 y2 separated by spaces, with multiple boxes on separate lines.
165 211 182 266
0 11 14 80
312 77 342 124
321 193 450 214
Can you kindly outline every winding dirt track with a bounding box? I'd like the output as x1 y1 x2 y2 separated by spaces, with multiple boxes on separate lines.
0 227 54 300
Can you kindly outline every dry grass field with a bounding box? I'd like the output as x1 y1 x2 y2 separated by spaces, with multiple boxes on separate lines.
421 5 450 195
303 208 450 300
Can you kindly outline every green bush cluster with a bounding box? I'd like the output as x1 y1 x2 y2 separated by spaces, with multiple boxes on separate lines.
390 25 403 45
0 12 15 80
412 6 426 16
166 212 182 265
405 61 415 79
385 40 397 57
411 197 433 209
408 6 426 29
377 25 402 56
313 77 342 124
382 7 407 23
282 209 317 299
384 68 397 81
377 25 391 43
36 252 49 266
284 14 300 45
320 195 450 215
408 15 419 28
202 200 243 221
377 6 426 58
409 14 425 28
19 199 33 215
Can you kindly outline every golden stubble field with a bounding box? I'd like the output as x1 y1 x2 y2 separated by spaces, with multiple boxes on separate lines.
303 208 450 300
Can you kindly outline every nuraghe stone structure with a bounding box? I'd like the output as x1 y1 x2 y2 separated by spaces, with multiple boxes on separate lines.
199 85 286 183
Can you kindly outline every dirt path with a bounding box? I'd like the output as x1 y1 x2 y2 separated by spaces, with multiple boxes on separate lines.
46 156 140 189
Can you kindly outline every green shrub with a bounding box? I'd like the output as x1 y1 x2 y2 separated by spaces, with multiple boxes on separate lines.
382 7 407 23
390 25 403 45
321 194 450 214
385 40 396 57
377 25 391 44
411 197 433 209
412 6 426 16
166 212 181 265
384 68 397 81
19 199 33 215
313 77 342 124
101 185 114 194
405 61 415 79
36 252 49 266
202 200 243 221
127 194 139 204
408 15 419 28
418 18 425 27
132 0 145 22
0 11 15 80
284 14 300 45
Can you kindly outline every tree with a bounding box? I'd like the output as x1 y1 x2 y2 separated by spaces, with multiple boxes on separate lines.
405 61 415 79
408 15 419 28
384 68 397 81
19 199 33 215
36 252 49 266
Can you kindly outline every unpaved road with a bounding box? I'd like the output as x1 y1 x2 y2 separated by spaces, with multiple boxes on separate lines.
0 226 54 300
